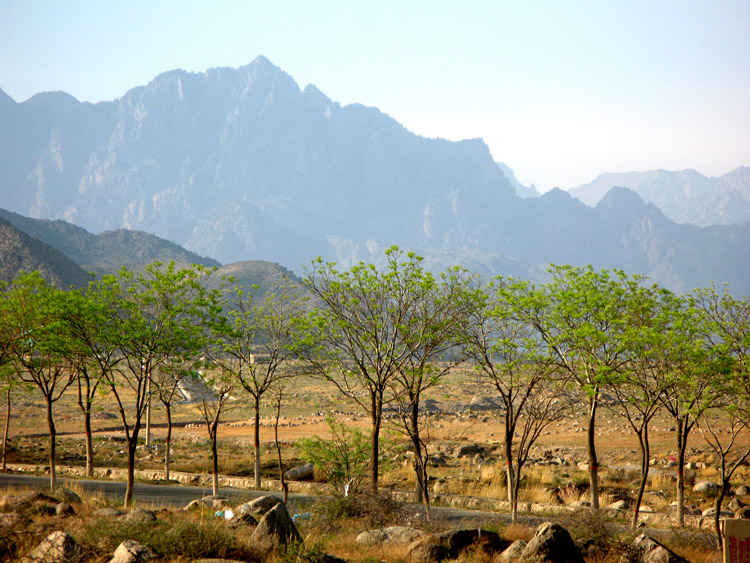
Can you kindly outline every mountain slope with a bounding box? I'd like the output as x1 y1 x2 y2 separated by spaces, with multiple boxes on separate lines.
569 167 750 226
0 217 91 287
0 208 220 275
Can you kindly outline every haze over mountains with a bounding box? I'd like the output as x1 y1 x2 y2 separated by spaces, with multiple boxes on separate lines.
1 56 748 294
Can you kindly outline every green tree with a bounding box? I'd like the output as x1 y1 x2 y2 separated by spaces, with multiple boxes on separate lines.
388 261 475 509
464 276 571 521
300 248 429 491
214 279 306 489
196 366 235 495
532 265 644 509
2 272 75 491
90 262 219 506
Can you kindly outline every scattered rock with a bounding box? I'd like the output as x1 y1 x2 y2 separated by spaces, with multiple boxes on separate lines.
356 526 424 545
736 506 750 519
237 495 282 516
407 528 507 563
736 485 750 496
692 481 720 494
21 531 79 563
125 508 157 522
497 539 527 562
0 511 28 531
94 508 123 518
250 501 302 549
605 500 628 511
456 444 484 458
633 533 690 563
57 489 82 504
108 539 157 563
519 522 584 563
228 512 258 529
570 500 591 508
55 502 75 517
284 463 315 481
185 495 230 510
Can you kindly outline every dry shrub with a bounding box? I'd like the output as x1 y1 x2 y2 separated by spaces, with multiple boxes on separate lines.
501 522 534 543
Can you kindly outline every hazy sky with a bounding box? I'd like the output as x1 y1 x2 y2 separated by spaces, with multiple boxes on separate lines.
1 1 748 191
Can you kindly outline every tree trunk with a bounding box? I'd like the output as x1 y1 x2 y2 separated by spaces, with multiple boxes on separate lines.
714 481 728 549
211 421 220 496
124 422 141 508
84 408 94 477
504 407 514 511
2 387 11 471
164 403 172 481
409 395 429 506
370 390 383 493
511 463 523 523
675 416 688 527
632 426 650 529
586 395 600 509
46 398 56 492
274 394 288 503
125 439 137 507
253 395 261 489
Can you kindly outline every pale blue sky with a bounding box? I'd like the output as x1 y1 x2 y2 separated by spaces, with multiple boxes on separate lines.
1 0 748 191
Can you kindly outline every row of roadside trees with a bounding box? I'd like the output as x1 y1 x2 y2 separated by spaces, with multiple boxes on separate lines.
0 248 748 540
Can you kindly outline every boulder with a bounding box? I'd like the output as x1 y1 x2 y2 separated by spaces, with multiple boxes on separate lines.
56 488 82 504
107 540 157 563
692 481 720 494
94 508 123 518
632 534 690 563
0 511 28 531
125 508 157 522
605 500 628 511
356 526 424 545
736 485 750 496
21 531 79 563
407 528 507 563
250 502 302 549
284 463 315 481
456 444 484 458
185 495 230 510
55 502 75 517
229 512 258 529
237 495 282 516
497 539 527 562
519 522 584 563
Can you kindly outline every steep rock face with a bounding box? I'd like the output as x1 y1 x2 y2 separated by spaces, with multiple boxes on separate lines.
1 58 748 294
569 167 750 226
2 57 514 269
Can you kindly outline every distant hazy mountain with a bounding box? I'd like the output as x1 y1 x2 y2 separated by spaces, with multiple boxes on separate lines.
1 56 748 294
496 162 540 198
569 167 750 226
0 217 90 287
0 208 219 275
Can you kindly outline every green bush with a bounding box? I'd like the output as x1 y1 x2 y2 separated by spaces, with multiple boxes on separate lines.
77 514 238 560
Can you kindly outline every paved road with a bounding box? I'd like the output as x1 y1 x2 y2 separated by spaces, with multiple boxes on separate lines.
0 472 510 526
0 473 307 509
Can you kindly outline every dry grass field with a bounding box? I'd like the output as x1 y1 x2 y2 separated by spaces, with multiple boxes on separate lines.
2 363 749 562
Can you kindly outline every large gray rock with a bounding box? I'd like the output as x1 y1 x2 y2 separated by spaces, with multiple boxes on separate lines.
94 508 123 518
356 526 424 545
632 534 690 563
692 481 720 494
125 508 157 522
55 502 75 517
407 528 507 563
250 502 302 549
237 495 282 516
107 540 157 563
284 463 315 481
57 489 82 504
519 522 584 563
21 531 79 563
497 539 527 562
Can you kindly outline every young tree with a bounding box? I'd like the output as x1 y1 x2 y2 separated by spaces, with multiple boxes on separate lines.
215 279 306 489
300 248 427 491
388 262 475 508
532 265 643 509
2 272 75 492
464 276 570 521
197 366 235 495
90 262 218 506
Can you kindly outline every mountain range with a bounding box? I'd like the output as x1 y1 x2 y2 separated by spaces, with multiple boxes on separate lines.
1 56 748 294
568 167 750 227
